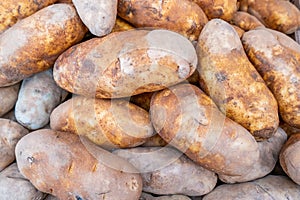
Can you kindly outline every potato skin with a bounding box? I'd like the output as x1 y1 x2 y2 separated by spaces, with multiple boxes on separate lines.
0 83 19 117
117 0 208 41
197 19 279 140
150 83 259 176
112 17 135 32
50 95 154 149
0 4 87 87
0 119 28 171
15 129 143 200
242 28 300 128
231 11 264 31
141 193 191 200
141 134 168 147
54 29 197 98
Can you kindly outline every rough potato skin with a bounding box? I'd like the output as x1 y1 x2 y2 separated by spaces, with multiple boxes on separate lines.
242 28 300 128
150 83 259 176
0 0 58 33
141 134 168 147
50 95 154 149
15 129 143 200
54 29 197 98
0 4 87 87
0 83 19 117
280 133 300 185
203 175 300 199
0 119 29 171
113 147 217 196
140 193 191 200
112 17 135 32
0 163 46 200
117 0 208 41
197 19 279 140
219 127 287 183
231 11 264 31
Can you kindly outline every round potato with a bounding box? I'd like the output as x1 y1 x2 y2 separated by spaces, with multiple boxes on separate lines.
0 83 19 117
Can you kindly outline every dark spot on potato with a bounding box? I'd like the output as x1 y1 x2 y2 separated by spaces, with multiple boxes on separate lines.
215 71 227 82
27 156 35 164
75 195 83 200
125 3 136 16
223 97 234 104
250 71 258 80
82 59 95 73
187 21 197 35
34 89 41 93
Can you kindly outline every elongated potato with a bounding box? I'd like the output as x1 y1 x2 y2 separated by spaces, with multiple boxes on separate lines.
150 83 260 176
54 29 197 98
0 4 87 87
50 95 154 149
242 28 300 128
197 19 279 140
0 83 19 117
117 0 208 41
0 119 28 171
280 133 300 185
219 127 287 183
231 11 264 31
113 147 217 196
0 163 46 200
15 129 142 199
141 193 191 200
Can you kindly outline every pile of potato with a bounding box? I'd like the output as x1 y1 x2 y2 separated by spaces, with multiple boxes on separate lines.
0 0 300 199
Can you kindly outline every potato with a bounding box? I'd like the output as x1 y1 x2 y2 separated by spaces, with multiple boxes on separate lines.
219 127 287 183
191 0 238 21
0 163 46 199
117 0 208 41
112 17 135 32
2 110 17 122
197 19 279 140
53 29 197 98
15 129 143 200
0 4 87 87
280 121 300 137
231 11 264 31
0 0 58 34
242 28 300 128
130 92 154 111
0 119 28 171
15 69 67 130
150 83 260 176
231 24 245 38
72 0 117 36
0 83 19 117
140 193 191 200
50 95 154 149
113 147 217 196
203 175 300 199
141 134 168 147
280 133 300 185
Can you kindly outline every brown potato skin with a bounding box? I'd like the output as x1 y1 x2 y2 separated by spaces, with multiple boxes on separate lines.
150 83 259 176
231 24 245 38
141 193 191 200
50 95 154 149
0 83 19 117
197 19 279 140
242 28 300 128
0 0 58 33
280 121 300 137
112 17 135 32
15 129 143 200
0 4 87 87
231 11 264 31
280 133 300 185
130 92 154 111
117 0 208 41
141 134 168 147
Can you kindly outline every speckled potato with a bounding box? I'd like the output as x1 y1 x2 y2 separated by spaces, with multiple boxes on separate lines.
150 83 260 176
113 147 217 196
0 119 28 171
203 175 300 199
141 193 191 200
231 11 264 31
197 19 279 140
15 129 142 199
112 17 135 32
117 0 208 41
0 163 46 199
0 83 19 117
54 29 197 98
280 133 300 185
50 95 154 149
0 4 87 87
15 69 67 130
242 28 300 128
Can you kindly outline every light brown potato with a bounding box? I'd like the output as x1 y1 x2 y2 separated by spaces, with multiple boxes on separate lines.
0 119 28 171
231 24 245 38
242 28 300 128
0 83 19 117
0 163 46 199
117 0 208 41
15 129 142 199
15 69 67 130
231 11 264 31
112 17 135 32
203 175 300 199
54 29 197 98
140 193 191 200
73 0 117 36
280 133 300 185
197 19 279 140
113 147 217 196
150 83 260 176
50 95 154 149
141 134 168 147
219 127 287 183
0 4 87 87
